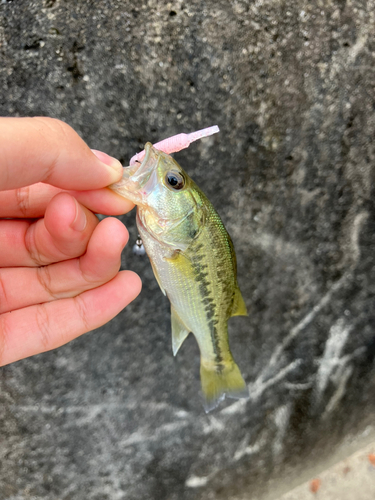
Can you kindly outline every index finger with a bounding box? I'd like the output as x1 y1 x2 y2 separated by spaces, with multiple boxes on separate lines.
0 184 135 218
0 117 124 191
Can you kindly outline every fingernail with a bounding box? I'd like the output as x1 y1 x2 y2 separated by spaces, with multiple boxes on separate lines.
71 199 87 232
92 149 123 181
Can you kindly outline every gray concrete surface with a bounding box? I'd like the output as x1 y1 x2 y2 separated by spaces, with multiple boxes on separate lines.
1 1 375 499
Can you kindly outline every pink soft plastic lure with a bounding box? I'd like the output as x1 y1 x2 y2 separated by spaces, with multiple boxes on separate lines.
129 125 220 165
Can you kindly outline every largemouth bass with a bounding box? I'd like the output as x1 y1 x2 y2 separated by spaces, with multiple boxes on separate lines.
111 143 248 411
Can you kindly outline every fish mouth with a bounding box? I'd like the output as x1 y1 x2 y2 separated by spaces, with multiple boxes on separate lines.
109 143 158 205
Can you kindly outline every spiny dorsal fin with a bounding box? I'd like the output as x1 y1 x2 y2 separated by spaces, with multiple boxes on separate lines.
171 306 190 356
231 286 248 317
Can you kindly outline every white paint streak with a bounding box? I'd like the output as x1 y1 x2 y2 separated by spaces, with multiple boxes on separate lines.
13 403 191 449
350 212 369 265
224 205 367 416
252 359 302 400
175 409 190 418
118 420 190 448
202 415 225 434
316 318 353 398
221 359 302 416
324 365 353 417
185 475 209 488
233 433 250 461
234 433 267 461
272 403 292 457
284 379 313 390
246 128 369 416
261 274 347 382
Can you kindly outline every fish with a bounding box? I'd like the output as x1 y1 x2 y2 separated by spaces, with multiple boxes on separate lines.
110 142 248 411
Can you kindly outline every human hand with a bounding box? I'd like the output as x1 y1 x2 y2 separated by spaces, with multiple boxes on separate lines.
0 117 141 366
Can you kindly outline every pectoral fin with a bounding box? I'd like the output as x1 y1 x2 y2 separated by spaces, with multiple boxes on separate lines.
163 249 190 263
171 306 190 356
231 286 248 317
150 261 166 296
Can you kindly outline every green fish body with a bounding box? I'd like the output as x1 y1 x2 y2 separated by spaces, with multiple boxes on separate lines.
111 144 248 411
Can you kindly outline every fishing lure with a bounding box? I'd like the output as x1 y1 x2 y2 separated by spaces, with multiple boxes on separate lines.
129 125 220 165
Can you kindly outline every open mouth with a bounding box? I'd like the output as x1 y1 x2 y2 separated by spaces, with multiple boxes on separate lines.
109 143 158 204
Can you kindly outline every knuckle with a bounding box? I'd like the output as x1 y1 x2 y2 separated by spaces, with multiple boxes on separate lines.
36 266 58 299
43 118 74 145
34 304 52 352
33 117 73 139
0 272 9 312
24 223 48 266
32 118 75 182
74 295 91 332
15 186 30 216
0 314 12 366
79 264 106 288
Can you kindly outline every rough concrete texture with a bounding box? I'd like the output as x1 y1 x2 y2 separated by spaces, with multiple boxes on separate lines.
1 0 375 499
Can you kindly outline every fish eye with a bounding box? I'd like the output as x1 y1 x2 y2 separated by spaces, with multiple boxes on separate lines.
165 171 185 190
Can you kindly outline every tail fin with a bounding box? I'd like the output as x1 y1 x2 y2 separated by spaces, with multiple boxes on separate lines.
200 359 249 413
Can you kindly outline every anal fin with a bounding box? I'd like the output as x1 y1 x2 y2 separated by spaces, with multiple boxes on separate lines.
231 286 248 317
171 306 190 356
